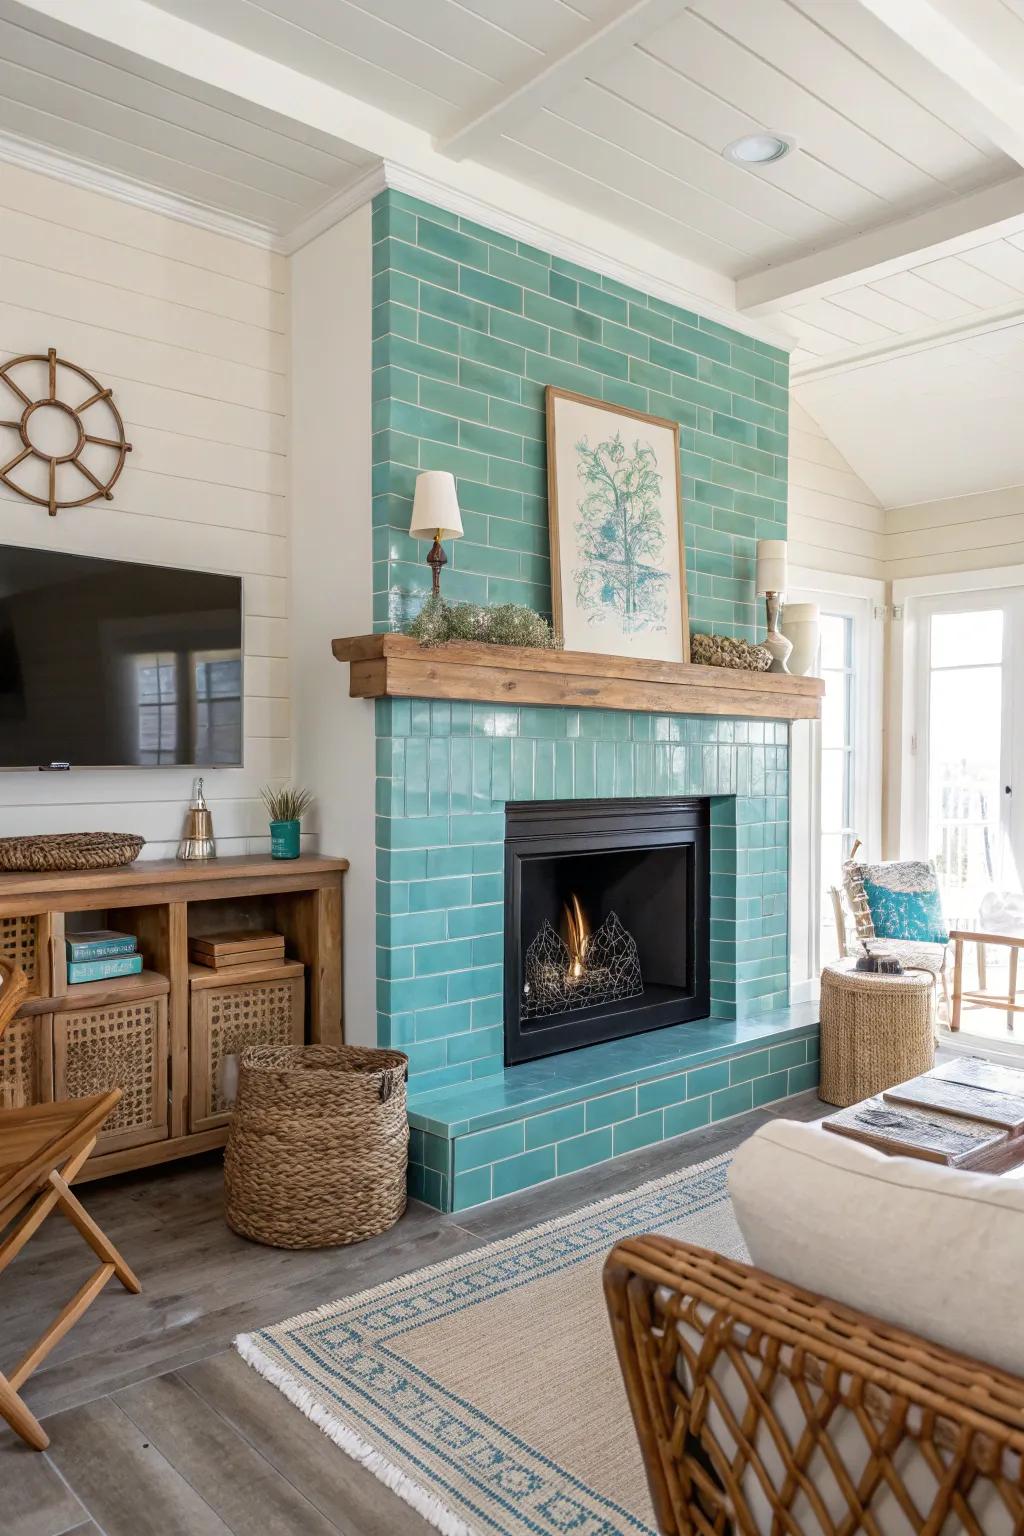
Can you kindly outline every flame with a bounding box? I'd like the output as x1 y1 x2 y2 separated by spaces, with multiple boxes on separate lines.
562 893 591 980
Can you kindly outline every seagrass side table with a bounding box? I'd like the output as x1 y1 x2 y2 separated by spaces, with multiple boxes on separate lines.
818 960 934 1107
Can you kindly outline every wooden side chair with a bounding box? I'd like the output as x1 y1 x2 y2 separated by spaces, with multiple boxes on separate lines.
0 957 140 1451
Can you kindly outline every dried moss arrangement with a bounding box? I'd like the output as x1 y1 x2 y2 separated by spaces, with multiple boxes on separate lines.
690 632 772 671
404 596 560 650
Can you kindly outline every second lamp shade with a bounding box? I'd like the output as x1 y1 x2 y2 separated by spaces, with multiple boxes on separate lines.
409 471 464 541
755 538 787 596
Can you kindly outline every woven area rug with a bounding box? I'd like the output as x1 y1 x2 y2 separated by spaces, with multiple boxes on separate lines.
236 1152 746 1536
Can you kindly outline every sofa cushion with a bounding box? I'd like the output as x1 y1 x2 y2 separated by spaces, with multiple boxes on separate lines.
728 1117 1024 1378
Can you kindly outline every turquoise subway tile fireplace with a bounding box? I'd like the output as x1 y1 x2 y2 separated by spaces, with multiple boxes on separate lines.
368 190 815 1211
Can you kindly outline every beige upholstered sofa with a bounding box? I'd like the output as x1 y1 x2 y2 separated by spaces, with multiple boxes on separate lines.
605 1120 1024 1535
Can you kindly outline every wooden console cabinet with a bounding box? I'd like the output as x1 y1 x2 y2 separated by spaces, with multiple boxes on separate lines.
0 854 347 1180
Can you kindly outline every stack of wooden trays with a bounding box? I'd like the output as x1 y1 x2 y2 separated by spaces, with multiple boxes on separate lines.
188 930 286 971
824 1057 1024 1174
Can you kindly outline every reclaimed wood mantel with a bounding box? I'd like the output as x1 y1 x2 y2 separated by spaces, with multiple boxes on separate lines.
332 635 824 721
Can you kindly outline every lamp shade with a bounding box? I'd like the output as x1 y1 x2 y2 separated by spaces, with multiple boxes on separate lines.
755 538 788 595
409 471 463 541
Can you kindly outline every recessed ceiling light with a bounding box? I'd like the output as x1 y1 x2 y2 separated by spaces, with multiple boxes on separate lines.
722 133 794 166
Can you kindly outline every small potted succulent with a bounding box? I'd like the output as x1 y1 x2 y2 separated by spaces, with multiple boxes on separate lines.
260 784 313 860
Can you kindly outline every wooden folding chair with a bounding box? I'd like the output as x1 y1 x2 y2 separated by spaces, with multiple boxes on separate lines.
0 1087 141 1450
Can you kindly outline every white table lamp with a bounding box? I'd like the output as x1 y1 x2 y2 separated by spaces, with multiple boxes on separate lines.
410 471 463 597
755 538 792 674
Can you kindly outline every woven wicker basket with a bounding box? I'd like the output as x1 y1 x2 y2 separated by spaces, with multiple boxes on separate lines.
224 1043 409 1249
0 832 145 872
819 961 934 1106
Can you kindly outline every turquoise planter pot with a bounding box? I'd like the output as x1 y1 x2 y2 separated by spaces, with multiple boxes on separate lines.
270 819 300 859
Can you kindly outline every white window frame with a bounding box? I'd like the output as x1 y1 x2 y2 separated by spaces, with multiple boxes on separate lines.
788 567 884 1001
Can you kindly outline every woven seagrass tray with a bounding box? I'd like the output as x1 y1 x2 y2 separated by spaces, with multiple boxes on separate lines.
0 832 145 873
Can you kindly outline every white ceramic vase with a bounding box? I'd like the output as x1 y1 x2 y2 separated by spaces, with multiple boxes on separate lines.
780 602 820 677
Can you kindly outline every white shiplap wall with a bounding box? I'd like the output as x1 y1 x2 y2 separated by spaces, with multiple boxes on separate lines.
0 162 288 858
788 399 885 580
886 486 1024 579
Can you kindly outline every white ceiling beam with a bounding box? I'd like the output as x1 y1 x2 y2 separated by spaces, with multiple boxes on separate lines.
857 0 1024 168
438 0 686 162
738 174 1024 314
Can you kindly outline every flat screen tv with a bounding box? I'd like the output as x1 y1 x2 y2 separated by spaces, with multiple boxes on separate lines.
0 546 243 768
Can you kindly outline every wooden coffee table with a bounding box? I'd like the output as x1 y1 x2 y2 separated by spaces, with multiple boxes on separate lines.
823 1056 1024 1175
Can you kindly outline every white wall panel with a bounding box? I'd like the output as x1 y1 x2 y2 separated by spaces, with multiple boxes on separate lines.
0 162 288 859
788 401 885 580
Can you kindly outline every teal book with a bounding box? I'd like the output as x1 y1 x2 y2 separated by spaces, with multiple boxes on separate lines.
67 953 143 985
66 930 137 963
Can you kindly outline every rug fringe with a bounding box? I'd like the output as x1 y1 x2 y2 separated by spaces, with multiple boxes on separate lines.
235 1332 481 1536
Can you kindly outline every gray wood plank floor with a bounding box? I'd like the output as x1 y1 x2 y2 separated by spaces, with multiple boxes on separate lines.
2 1092 824 1536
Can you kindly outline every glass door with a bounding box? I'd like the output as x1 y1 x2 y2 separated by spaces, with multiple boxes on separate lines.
917 596 1018 929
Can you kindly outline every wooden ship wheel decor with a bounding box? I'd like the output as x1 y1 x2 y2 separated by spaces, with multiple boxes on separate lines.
0 347 132 516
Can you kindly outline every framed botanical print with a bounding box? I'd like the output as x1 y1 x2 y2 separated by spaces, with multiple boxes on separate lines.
545 386 689 664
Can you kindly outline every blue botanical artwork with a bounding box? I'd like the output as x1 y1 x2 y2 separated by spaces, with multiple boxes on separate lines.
571 431 669 633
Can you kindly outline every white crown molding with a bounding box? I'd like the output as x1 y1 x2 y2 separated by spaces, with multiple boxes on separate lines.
0 126 281 250
278 163 388 255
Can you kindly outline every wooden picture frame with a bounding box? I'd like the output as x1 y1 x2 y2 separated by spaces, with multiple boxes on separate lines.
545 385 689 664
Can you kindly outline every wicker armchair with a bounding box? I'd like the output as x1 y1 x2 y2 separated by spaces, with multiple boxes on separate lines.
604 1236 1024 1535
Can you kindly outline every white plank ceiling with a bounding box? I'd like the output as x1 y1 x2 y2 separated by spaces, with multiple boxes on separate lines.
6 0 1024 508
0 0 1014 269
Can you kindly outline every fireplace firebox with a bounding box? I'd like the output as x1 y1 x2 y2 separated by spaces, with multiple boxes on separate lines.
504 798 710 1065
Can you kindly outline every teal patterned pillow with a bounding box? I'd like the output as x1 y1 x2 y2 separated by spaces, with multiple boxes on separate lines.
859 860 949 945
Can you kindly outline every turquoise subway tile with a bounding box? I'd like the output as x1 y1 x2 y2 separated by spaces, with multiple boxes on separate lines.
454 1121 525 1172
408 876 473 911
492 1146 556 1198
471 992 503 1028
452 1165 492 1210
389 911 446 948
752 1069 790 1107
448 1025 502 1064
418 218 490 271
460 266 523 312
586 1087 637 1129
556 1127 614 1175
729 1048 772 1083
524 1104 585 1148
578 283 627 322
472 873 503 904
414 938 475 975
769 1040 806 1072
458 358 521 401
637 1072 688 1113
711 1081 754 1121
415 1002 472 1040
687 1062 729 1097
490 247 550 293
613 1109 665 1155
788 1061 819 1094
447 964 503 1001
447 902 503 939
664 1096 711 1137
388 975 448 1015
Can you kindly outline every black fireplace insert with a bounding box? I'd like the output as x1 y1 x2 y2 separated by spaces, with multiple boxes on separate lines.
504 797 710 1065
